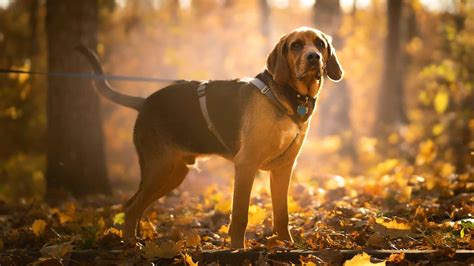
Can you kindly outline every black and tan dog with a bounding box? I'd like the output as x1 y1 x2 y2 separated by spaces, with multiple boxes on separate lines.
78 26 343 248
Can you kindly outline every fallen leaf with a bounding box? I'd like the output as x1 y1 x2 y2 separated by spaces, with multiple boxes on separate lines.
113 212 125 225
248 205 267 226
218 225 229 235
104 227 122 238
344 252 385 266
40 241 74 259
375 218 411 230
140 220 156 240
434 90 449 114
185 230 201 247
142 240 184 260
183 253 198 266
58 212 73 225
32 219 47 237
366 232 388 249
215 199 231 213
265 235 286 250
387 252 405 263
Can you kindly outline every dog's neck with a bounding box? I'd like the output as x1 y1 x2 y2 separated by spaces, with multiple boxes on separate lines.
294 75 323 98
256 70 318 123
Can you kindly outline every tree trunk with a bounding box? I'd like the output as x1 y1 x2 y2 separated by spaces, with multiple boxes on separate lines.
46 0 110 197
259 0 270 53
374 0 407 134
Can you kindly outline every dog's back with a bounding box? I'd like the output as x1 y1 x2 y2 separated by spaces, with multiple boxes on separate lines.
136 80 254 156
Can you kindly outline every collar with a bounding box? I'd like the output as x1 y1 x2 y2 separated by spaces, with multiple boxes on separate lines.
253 70 316 124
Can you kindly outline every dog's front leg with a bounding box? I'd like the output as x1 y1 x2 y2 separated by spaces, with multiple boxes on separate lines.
229 162 258 249
270 164 294 242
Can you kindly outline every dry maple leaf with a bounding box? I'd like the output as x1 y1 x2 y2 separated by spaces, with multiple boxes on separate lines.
265 235 286 250
142 240 184 260
344 253 385 266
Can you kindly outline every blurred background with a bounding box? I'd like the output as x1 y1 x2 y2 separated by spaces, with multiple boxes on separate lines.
0 0 472 203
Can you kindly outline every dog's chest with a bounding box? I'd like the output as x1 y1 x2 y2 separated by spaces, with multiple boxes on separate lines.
260 118 308 169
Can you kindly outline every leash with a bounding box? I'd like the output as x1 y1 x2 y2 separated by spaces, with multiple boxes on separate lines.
0 68 179 84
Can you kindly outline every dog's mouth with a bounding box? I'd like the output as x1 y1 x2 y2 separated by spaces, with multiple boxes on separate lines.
296 65 323 81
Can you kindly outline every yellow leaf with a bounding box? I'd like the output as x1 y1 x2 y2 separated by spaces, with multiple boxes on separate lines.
104 227 122 237
140 220 156 240
434 90 449 114
183 253 198 266
32 219 47 237
344 252 385 266
142 240 184 260
218 224 229 235
440 163 455 178
248 205 267 226
288 196 300 213
387 252 405 263
58 212 73 225
432 123 444 136
185 230 201 247
215 199 231 213
113 212 125 225
375 218 411 230
416 139 437 165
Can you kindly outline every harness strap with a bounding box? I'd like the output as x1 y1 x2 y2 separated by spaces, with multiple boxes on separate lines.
250 77 294 118
250 77 301 162
250 72 316 124
197 82 232 152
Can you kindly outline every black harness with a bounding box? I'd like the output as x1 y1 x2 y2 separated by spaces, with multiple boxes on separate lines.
197 71 317 153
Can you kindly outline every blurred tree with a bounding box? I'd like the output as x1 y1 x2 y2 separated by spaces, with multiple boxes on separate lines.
0 0 47 201
260 0 270 52
374 0 407 134
313 0 355 159
46 0 110 197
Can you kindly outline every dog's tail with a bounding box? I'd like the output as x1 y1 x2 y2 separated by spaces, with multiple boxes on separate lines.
76 46 145 111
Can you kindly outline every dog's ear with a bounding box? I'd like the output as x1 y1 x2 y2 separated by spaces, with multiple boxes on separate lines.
322 33 344 82
266 34 290 85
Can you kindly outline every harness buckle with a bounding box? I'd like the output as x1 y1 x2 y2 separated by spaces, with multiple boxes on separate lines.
260 85 270 94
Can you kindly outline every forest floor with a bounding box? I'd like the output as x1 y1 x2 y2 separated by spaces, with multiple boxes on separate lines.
0 172 473 265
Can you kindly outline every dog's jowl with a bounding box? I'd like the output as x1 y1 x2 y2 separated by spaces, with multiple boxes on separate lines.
79 26 343 249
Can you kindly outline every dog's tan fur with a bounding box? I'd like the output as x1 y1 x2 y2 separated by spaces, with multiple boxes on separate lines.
79 26 343 249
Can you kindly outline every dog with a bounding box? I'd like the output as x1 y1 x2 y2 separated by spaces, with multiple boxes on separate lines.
78 26 343 248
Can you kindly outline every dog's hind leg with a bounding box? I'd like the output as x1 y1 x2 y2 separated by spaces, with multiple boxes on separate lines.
123 152 189 240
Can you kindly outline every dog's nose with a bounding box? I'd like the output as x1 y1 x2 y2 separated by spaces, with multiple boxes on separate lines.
306 52 320 62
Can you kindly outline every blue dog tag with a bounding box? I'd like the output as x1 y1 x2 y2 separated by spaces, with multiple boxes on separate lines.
297 105 308 116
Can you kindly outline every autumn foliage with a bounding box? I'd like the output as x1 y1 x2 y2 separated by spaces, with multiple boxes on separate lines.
0 0 473 264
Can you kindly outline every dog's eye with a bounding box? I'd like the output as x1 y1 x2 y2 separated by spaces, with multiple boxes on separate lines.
316 40 325 49
291 41 303 50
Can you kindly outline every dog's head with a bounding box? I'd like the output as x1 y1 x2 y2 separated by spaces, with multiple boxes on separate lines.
266 27 343 94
